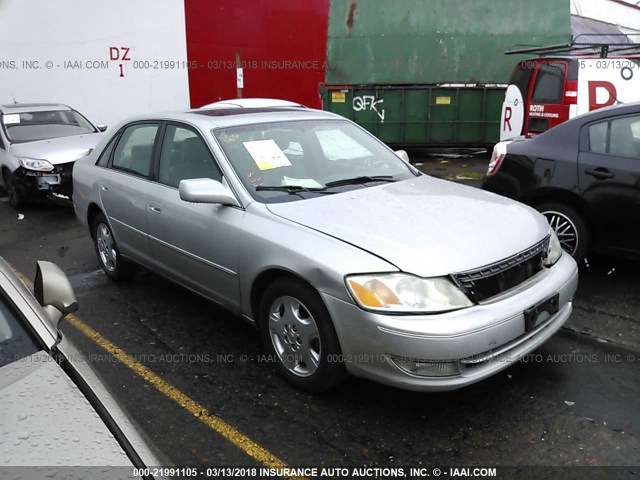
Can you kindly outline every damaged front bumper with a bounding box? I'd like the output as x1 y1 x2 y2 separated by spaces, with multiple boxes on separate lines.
13 161 74 201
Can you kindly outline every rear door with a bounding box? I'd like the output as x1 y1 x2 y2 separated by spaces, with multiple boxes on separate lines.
578 113 640 254
98 122 159 266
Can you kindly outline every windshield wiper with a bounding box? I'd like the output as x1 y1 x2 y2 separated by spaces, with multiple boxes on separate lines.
255 185 330 193
324 175 395 188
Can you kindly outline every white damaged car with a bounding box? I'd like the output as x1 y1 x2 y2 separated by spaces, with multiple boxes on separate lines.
0 103 106 209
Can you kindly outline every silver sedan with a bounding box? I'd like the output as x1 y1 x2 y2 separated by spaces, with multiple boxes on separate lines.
72 103 578 392
0 258 165 472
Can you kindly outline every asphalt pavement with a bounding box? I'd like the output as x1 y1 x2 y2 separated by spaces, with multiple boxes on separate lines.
0 164 638 479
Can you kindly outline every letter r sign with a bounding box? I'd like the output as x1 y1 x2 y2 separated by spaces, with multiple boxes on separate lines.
503 106 512 131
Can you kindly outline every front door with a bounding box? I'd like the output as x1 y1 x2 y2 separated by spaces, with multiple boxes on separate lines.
146 123 243 309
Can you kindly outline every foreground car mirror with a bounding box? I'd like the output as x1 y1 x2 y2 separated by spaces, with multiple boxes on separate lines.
394 150 410 163
179 178 240 207
34 261 78 329
96 125 108 132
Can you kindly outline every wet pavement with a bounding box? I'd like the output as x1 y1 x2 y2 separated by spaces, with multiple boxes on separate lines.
409 148 490 188
0 166 638 478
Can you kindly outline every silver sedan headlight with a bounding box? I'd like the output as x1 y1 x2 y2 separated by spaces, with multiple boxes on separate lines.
19 157 54 172
543 229 563 267
346 273 473 313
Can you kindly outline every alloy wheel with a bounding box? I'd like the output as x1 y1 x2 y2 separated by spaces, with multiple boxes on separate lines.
542 210 579 256
96 223 117 272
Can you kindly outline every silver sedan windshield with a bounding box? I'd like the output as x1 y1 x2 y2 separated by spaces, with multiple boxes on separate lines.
213 120 415 202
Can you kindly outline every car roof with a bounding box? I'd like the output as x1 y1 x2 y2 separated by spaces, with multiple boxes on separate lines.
0 103 72 114
119 106 342 130
200 98 307 109
568 101 640 123
521 101 640 148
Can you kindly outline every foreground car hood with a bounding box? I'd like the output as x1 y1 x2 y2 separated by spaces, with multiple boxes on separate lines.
9 133 103 165
266 176 549 277
1 351 133 466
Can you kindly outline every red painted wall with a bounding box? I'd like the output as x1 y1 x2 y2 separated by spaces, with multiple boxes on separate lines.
184 0 329 109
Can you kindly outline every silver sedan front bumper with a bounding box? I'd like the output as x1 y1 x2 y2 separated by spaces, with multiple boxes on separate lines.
322 253 579 391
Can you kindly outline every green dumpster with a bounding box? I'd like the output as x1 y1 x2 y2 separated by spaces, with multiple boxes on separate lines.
323 85 505 147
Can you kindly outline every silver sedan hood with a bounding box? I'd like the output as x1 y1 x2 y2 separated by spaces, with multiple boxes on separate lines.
266 176 549 277
9 133 103 165
1 351 133 466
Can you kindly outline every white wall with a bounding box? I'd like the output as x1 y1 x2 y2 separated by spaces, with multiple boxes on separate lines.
0 1 190 127
571 0 640 34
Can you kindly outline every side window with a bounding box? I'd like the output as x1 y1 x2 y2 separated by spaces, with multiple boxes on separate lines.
531 63 566 104
95 134 119 167
609 115 640 158
0 294 41 368
112 124 158 177
588 122 608 154
158 124 222 188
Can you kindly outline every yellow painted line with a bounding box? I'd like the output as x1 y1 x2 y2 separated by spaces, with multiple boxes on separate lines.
11 265 306 480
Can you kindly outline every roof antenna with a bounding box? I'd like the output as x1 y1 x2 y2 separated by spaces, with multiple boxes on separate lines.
11 92 18 104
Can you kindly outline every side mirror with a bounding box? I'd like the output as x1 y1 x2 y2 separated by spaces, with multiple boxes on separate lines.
179 178 240 207
96 125 108 132
34 261 78 330
394 150 410 164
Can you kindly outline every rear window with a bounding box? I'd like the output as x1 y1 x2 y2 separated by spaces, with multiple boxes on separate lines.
531 62 566 104
510 63 535 98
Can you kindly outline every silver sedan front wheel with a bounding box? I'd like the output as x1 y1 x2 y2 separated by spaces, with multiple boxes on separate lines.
268 295 321 377
259 277 347 392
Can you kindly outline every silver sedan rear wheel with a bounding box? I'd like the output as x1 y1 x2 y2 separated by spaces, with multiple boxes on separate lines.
268 295 321 377
96 222 117 272
92 212 136 280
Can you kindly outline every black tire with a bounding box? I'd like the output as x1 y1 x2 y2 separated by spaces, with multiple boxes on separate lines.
3 169 27 210
91 212 136 280
258 277 347 393
536 202 590 264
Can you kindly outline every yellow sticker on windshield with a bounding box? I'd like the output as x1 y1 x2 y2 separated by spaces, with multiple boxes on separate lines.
243 139 292 171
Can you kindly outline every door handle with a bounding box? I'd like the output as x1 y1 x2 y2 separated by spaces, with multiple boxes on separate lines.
149 202 162 214
100 183 109 191
584 168 614 180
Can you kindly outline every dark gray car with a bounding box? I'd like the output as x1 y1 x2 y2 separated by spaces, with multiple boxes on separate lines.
483 102 640 263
